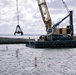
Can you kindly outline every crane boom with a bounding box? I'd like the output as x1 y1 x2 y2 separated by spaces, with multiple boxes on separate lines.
37 0 52 31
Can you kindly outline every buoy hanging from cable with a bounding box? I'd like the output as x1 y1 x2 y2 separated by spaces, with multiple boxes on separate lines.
14 0 23 36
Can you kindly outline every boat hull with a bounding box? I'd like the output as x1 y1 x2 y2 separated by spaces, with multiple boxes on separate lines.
26 40 76 48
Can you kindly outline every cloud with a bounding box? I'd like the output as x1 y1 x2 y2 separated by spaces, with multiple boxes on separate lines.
0 0 76 34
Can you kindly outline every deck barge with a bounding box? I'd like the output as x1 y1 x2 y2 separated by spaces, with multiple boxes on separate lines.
26 40 76 48
26 35 76 48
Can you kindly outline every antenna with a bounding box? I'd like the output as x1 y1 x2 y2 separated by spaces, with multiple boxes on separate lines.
61 0 69 13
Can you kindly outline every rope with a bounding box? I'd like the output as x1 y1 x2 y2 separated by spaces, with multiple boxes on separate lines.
16 0 19 25
61 0 69 13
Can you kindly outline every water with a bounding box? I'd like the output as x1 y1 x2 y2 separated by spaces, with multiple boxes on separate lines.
0 36 76 75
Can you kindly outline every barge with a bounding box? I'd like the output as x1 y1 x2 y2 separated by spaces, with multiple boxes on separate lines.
26 35 76 48
26 0 76 48
26 40 76 48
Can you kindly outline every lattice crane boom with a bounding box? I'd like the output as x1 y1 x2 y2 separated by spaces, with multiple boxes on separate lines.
37 0 52 31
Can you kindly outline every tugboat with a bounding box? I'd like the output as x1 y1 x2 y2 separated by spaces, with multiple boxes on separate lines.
26 0 76 48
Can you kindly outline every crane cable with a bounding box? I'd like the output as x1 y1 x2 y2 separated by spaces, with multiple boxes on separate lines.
61 0 69 13
16 0 19 25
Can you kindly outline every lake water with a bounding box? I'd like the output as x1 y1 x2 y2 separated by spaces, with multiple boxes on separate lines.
0 35 76 75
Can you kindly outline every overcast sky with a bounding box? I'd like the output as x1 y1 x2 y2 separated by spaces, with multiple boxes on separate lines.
0 0 76 34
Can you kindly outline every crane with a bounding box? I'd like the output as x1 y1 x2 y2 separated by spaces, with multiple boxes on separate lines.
37 0 73 41
37 0 52 31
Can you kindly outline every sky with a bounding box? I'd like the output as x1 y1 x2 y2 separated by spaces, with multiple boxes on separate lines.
0 0 76 34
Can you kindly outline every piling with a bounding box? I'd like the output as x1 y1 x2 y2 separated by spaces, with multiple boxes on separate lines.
16 49 19 58
34 57 37 67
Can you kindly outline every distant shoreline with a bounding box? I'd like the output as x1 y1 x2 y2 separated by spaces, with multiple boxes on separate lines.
0 34 45 36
